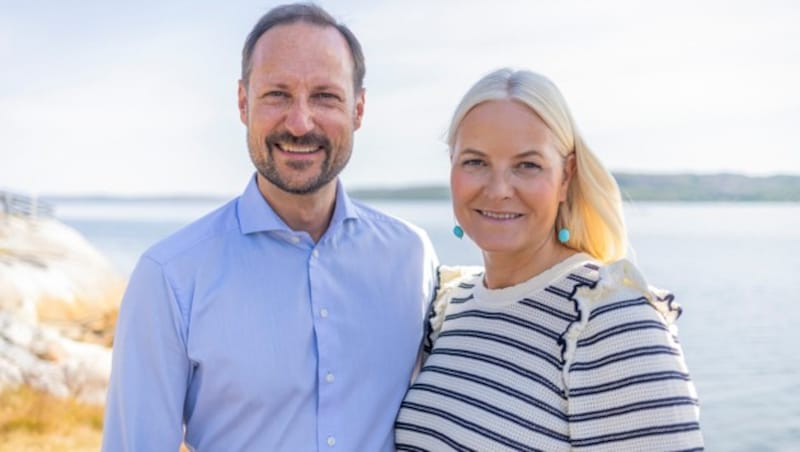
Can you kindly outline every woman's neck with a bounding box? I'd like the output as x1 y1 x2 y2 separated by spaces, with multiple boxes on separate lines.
482 240 576 289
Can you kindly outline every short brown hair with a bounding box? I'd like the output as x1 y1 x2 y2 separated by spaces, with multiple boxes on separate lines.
241 3 365 90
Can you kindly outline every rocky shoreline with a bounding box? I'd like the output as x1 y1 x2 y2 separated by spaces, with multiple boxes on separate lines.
0 214 124 405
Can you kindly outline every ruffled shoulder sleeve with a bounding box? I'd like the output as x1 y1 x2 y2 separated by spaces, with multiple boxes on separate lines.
423 265 483 355
561 258 682 375
561 260 703 449
577 258 681 324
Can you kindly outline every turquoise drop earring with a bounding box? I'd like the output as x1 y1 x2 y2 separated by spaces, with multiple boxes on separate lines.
452 225 464 239
558 228 570 243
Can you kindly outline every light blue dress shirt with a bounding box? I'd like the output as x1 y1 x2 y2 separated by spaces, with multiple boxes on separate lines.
102 175 438 451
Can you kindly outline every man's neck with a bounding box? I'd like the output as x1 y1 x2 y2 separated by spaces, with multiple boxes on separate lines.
256 176 338 243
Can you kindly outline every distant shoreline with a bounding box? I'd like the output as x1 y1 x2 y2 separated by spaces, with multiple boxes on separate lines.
41 173 800 203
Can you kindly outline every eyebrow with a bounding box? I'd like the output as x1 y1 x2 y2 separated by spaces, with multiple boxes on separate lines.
256 82 346 96
313 84 345 93
459 148 545 158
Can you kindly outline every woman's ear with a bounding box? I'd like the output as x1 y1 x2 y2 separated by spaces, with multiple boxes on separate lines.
560 152 576 202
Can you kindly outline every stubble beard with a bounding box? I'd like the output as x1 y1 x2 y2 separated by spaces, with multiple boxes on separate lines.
248 130 352 195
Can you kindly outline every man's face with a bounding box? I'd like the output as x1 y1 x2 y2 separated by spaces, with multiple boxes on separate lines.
238 22 364 195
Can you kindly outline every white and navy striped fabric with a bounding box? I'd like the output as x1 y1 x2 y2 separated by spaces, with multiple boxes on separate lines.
395 253 703 451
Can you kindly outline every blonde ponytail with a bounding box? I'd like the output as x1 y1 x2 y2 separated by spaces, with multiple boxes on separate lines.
557 134 627 263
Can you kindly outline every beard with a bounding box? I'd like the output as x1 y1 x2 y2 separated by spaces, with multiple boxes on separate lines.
248 130 352 195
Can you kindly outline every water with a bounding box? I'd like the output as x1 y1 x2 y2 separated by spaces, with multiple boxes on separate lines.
55 198 800 451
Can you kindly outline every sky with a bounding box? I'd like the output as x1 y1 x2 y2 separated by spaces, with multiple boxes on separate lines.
1 0 798 196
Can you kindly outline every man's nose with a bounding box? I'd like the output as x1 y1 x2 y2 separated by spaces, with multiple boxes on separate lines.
284 100 315 136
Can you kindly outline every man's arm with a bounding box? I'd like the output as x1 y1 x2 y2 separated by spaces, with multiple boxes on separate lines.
102 255 190 451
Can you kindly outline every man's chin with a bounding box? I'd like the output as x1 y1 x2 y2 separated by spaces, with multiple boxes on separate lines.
258 171 332 195
282 183 325 195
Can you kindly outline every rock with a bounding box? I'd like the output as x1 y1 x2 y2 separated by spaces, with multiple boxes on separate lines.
0 214 124 345
0 312 111 404
0 213 122 403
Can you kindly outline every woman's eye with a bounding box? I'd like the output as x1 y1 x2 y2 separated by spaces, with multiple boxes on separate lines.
517 161 541 170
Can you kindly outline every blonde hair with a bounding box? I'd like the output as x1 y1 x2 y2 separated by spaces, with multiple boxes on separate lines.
447 68 627 263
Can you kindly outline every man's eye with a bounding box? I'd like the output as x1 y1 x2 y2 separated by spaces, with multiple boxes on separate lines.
315 92 340 101
462 159 485 167
265 91 288 98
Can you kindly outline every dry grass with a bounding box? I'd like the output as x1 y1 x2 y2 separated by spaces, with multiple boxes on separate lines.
0 386 103 452
0 386 191 452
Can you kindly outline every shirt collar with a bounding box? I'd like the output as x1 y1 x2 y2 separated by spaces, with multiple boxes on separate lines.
237 173 359 235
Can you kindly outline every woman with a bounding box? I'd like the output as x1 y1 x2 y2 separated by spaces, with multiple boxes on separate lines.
395 69 703 451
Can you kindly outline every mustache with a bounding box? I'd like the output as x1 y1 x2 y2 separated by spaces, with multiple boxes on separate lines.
266 131 331 149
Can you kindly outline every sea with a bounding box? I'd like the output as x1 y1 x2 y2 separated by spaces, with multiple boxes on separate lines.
54 198 800 451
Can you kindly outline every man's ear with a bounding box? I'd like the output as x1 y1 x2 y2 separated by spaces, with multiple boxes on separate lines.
353 87 365 130
238 80 248 125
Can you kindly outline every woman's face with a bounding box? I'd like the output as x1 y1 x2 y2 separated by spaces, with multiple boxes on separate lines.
450 99 572 258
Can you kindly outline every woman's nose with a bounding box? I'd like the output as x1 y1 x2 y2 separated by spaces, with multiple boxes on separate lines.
485 169 514 200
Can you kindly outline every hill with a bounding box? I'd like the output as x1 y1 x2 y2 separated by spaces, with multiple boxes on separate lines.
349 173 800 202
613 173 800 201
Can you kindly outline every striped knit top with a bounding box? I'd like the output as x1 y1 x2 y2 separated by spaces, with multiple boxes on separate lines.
395 253 703 451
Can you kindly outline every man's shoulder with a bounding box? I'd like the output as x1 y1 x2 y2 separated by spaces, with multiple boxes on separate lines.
144 197 239 266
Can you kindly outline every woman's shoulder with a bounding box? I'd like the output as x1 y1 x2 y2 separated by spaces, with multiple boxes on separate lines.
432 265 484 309
437 265 484 292
426 265 483 343
560 258 686 380
577 258 681 326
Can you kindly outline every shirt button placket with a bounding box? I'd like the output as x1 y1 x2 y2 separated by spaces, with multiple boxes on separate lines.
311 244 335 450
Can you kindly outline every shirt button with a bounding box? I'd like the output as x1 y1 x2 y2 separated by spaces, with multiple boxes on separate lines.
290 236 300 244
312 249 320 258
327 436 336 447
320 308 329 318
325 373 335 383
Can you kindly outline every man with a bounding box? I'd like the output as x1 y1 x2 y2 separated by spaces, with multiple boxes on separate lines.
102 4 438 451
